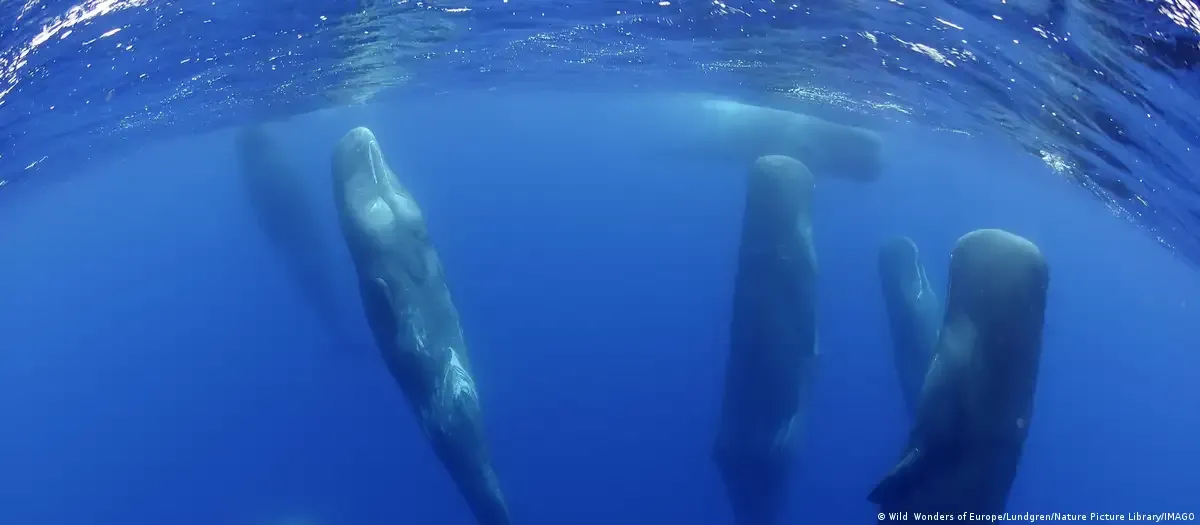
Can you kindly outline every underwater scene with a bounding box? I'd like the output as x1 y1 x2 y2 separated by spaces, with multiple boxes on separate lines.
0 0 1198 524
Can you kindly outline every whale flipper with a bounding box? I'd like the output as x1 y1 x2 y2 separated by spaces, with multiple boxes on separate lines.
878 237 942 417
331 127 512 525
868 353 968 505
714 155 819 525
868 447 925 504
868 229 1048 519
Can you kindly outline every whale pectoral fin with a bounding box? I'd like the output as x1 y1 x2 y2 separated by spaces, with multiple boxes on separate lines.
869 352 967 507
359 276 399 347
867 447 926 505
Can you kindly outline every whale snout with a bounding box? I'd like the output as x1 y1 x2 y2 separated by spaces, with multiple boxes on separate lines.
950 229 1048 304
947 229 1049 345
333 126 389 194
879 236 926 289
332 127 423 237
880 237 919 270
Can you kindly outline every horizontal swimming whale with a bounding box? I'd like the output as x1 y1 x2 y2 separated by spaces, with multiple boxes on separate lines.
713 155 820 525
330 126 512 525
611 94 885 183
868 229 1049 518
878 236 941 418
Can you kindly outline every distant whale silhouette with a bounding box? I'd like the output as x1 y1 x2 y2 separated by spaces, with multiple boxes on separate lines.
651 95 885 183
233 124 350 351
713 155 820 525
330 126 512 525
869 229 1049 518
878 236 941 418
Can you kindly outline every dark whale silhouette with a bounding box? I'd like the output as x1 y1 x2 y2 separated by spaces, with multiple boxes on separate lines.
329 127 512 525
878 236 941 418
869 229 1049 518
234 124 349 349
713 155 820 525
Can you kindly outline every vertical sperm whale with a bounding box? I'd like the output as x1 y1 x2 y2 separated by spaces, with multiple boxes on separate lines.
869 229 1049 518
330 127 512 525
713 155 820 525
234 124 349 349
878 236 941 417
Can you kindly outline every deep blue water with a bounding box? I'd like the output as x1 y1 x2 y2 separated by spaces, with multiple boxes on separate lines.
3 1 1200 524
2 96 1198 524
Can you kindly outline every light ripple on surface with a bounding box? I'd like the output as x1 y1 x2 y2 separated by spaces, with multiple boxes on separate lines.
0 0 1199 266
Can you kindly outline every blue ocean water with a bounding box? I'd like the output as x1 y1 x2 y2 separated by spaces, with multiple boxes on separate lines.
1 2 1199 525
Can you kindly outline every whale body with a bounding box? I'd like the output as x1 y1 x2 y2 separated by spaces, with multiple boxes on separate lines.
234 125 348 348
330 126 511 525
713 155 820 525
878 236 941 417
869 229 1049 518
612 94 885 182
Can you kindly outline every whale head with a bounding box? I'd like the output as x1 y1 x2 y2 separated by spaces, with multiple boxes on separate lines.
947 229 1048 332
944 228 1048 413
331 127 427 254
879 236 933 301
233 124 272 165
